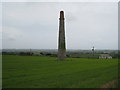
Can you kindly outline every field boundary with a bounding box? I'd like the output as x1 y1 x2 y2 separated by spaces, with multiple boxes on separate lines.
100 79 119 88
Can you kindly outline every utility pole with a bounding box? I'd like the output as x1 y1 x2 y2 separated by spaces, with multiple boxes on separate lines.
92 46 95 57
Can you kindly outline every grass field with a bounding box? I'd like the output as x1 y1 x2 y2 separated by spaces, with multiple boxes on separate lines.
0 55 2 89
2 55 118 88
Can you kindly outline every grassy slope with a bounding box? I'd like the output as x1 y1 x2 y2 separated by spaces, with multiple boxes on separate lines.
2 55 118 88
0 55 2 89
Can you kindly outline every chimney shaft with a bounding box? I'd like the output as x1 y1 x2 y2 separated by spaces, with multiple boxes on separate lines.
58 11 66 60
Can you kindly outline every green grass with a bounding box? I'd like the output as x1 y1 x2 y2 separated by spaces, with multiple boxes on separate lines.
2 55 118 88
0 55 2 89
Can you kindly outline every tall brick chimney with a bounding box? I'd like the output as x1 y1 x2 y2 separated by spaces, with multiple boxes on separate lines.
58 11 66 60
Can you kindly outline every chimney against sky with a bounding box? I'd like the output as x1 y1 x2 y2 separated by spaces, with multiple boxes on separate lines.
58 11 66 60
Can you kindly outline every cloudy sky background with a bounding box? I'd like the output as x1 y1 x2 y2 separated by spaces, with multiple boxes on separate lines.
2 2 118 49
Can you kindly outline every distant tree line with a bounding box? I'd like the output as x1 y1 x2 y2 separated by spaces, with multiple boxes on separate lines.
2 52 17 55
2 51 58 57
2 51 120 59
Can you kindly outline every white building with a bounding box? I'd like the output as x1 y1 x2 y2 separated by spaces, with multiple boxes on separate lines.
99 54 112 59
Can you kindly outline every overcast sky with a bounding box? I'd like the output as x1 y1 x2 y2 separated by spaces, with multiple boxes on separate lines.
2 2 118 50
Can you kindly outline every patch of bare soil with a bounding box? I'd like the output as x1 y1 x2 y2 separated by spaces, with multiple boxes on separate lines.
100 79 119 88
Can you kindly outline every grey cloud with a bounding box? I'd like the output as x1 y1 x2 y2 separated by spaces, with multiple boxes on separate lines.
2 2 118 49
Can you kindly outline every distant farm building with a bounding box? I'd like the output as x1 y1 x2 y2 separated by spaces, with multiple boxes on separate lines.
33 52 42 56
99 54 112 59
